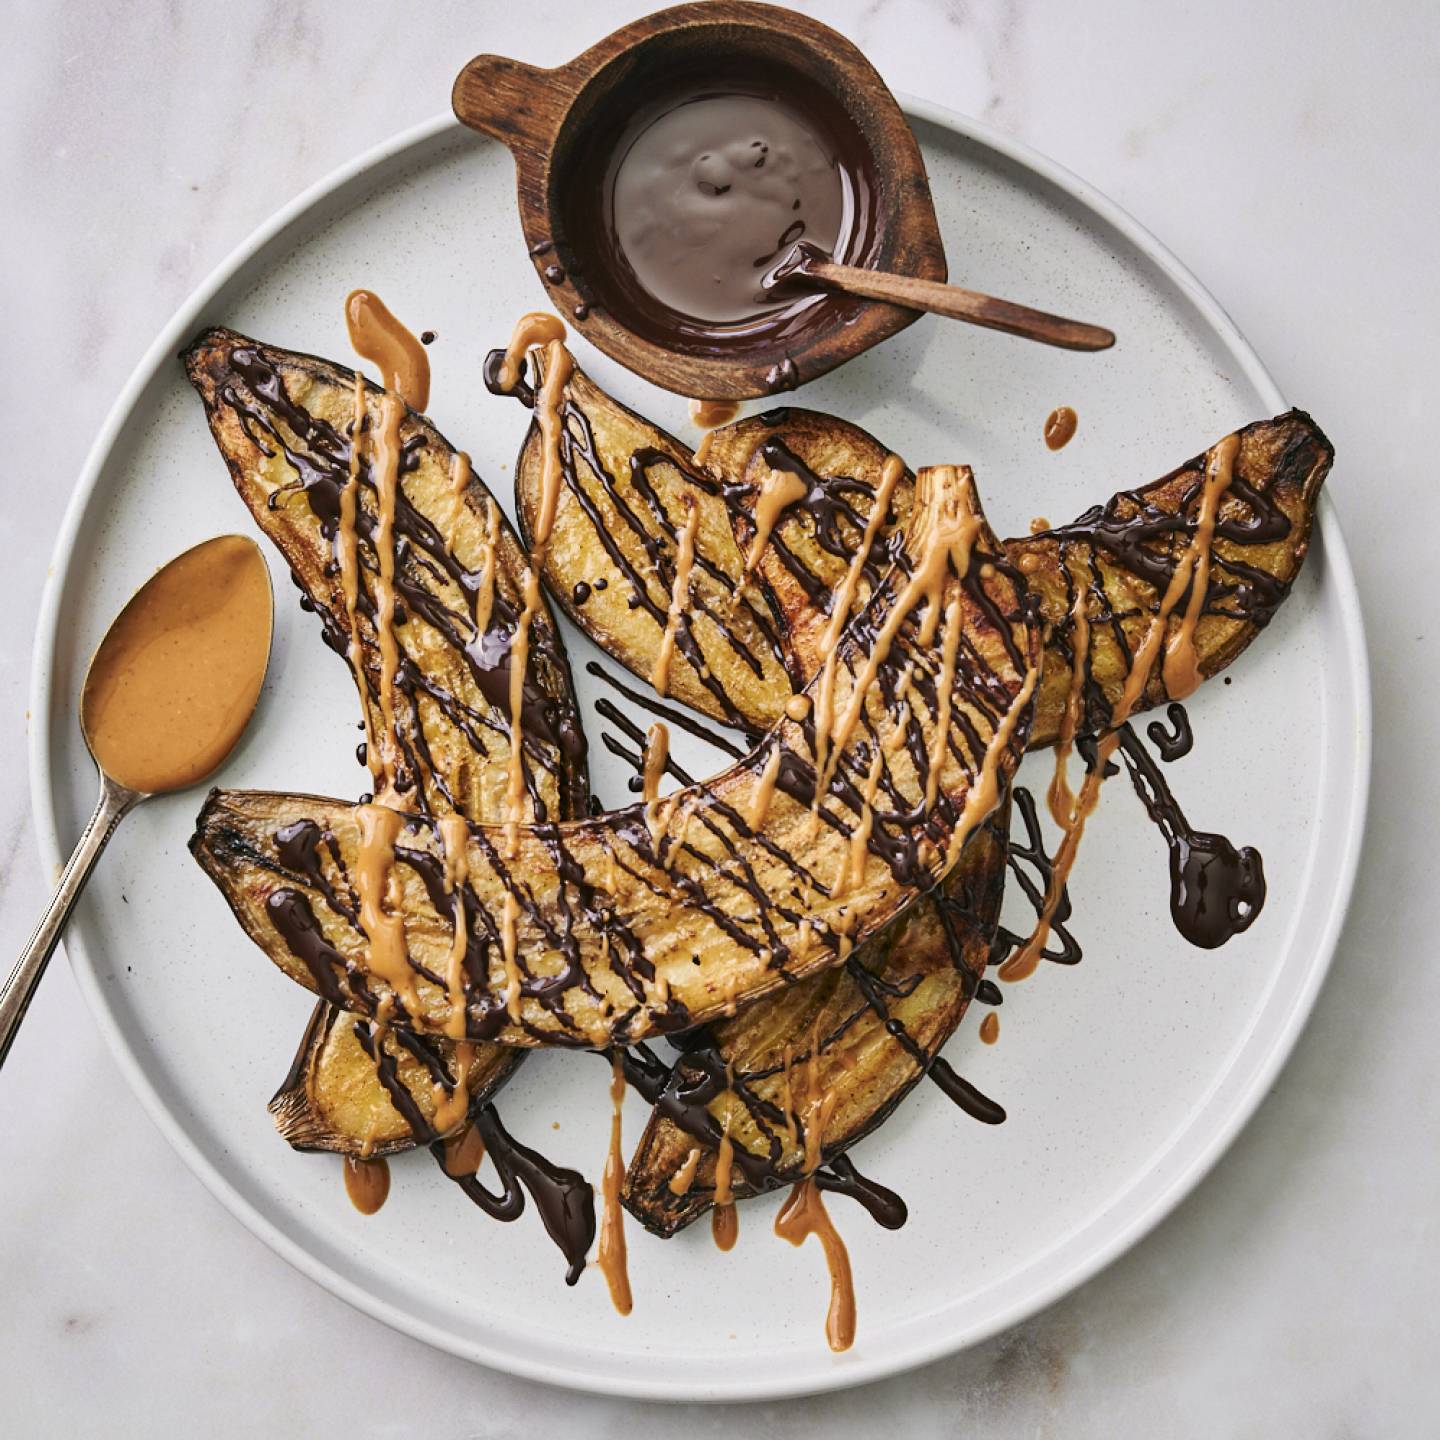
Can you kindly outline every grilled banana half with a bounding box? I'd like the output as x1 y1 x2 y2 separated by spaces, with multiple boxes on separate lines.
513 365 1329 749
622 803 1008 1236
269 1001 524 1155
191 460 1040 1048
184 327 590 1154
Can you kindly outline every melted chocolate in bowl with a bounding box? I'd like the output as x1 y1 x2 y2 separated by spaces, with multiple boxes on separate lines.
564 64 879 356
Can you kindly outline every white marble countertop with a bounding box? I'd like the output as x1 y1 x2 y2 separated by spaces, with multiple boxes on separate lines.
4 1 1437 1432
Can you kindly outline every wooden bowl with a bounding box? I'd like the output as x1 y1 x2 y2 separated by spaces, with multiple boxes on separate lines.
452 1 947 400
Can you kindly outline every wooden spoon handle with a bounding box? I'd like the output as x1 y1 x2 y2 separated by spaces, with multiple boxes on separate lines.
800 255 1115 352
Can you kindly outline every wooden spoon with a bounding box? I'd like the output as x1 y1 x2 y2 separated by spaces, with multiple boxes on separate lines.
778 242 1114 352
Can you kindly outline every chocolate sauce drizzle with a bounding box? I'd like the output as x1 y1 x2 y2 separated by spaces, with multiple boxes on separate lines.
992 786 1081 971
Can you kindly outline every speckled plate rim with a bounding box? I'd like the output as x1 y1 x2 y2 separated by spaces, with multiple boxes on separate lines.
28 97 1371 1402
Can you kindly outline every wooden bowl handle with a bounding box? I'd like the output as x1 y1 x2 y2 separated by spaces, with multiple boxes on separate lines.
452 55 573 157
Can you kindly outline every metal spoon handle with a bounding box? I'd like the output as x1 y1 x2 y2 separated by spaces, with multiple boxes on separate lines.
0 774 142 1069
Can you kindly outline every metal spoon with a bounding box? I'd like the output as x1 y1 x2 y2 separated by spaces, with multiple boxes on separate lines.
1 535 273 1067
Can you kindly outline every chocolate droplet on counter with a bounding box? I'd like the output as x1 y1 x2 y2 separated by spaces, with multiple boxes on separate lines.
420 330 436 345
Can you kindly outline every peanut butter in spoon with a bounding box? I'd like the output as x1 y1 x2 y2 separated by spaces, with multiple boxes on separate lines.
81 534 273 794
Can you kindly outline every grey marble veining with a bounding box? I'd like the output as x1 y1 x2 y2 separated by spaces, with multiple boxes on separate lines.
2 0 1436 1433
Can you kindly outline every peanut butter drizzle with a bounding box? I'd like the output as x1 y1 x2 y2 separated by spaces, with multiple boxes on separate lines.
1001 435 1239 982
924 594 965 811
817 466 984 802
651 496 700 697
438 813 472 1038
472 497 500 642
689 397 741 429
354 805 419 1015
445 450 472 546
784 693 812 721
495 314 574 856
337 374 382 791
774 1179 856 1352
345 289 430 410
432 1042 475 1136
343 1155 391 1215
1046 567 1091 830
81 535 272 795
641 722 669 807
1043 406 1077 451
669 1146 703 1195
741 457 808 583
596 1054 634 1316
842 745 886 894
430 814 477 1135
747 745 784 829
370 390 407 802
443 1121 487 1178
979 1011 1000 1045
824 453 905 646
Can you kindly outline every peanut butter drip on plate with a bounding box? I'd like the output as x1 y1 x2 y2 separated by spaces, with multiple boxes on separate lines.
1043 405 1077 451
336 374 382 791
1000 434 1239 982
979 1011 1000 1045
345 288 431 411
651 496 700 696
81 535 272 794
596 1053 634 1316
711 1119 739 1252
689 397 741 430
343 1155 391 1215
774 1178 856 1352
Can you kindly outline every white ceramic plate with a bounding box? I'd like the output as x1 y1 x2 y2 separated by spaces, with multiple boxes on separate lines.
30 100 1369 1401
